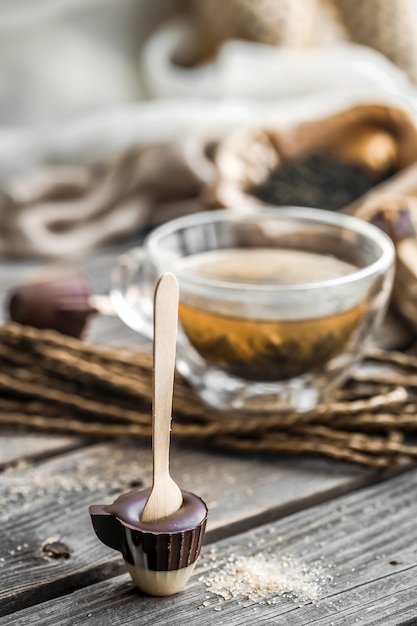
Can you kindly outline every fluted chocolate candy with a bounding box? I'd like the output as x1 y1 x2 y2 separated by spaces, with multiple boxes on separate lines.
89 487 208 596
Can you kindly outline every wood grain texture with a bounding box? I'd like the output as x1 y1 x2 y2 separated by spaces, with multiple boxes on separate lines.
0 440 375 616
2 238 417 625
3 466 417 626
0 431 81 467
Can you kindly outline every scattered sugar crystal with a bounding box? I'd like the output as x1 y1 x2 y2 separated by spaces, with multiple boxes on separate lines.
200 551 329 606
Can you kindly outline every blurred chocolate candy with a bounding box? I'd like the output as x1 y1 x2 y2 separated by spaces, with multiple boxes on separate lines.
8 272 97 338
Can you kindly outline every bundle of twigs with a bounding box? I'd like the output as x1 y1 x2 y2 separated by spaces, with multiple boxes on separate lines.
1 322 417 468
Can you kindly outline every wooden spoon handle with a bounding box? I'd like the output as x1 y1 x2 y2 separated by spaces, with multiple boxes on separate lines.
152 273 179 482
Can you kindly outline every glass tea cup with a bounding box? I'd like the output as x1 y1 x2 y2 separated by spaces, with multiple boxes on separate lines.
111 207 395 413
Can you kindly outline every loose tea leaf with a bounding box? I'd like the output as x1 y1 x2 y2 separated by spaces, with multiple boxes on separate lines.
250 153 393 211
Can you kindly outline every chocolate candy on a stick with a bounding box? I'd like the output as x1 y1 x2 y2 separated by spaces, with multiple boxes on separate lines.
7 272 113 338
90 488 207 596
89 274 208 595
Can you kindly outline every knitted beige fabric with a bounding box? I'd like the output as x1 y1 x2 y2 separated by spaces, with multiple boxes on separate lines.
189 0 319 48
190 0 417 84
333 0 417 84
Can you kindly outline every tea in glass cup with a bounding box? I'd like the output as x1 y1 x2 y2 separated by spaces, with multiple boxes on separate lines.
111 208 395 412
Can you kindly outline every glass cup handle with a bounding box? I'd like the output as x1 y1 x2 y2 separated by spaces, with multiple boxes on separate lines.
110 247 153 339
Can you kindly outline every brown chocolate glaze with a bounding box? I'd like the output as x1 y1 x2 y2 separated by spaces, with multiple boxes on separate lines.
89 488 208 571
107 488 206 532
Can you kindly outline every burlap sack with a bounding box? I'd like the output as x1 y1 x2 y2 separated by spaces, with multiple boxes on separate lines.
210 103 417 208
188 0 320 53
345 162 417 334
334 0 417 84
189 0 417 84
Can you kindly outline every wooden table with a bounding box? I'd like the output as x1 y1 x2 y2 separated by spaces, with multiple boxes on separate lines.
1 248 417 626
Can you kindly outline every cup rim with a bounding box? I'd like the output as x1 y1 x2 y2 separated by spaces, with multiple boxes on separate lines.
146 207 395 293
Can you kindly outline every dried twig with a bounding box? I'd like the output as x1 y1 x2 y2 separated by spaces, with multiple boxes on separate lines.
1 322 417 467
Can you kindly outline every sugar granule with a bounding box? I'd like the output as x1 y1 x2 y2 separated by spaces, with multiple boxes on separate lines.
0 451 148 523
200 552 327 605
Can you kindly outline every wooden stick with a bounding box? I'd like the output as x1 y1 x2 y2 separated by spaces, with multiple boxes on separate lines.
141 274 183 522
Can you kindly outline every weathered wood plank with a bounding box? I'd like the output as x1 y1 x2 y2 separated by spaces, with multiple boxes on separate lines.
3 466 417 626
0 431 82 467
0 440 376 616
2 236 416 626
